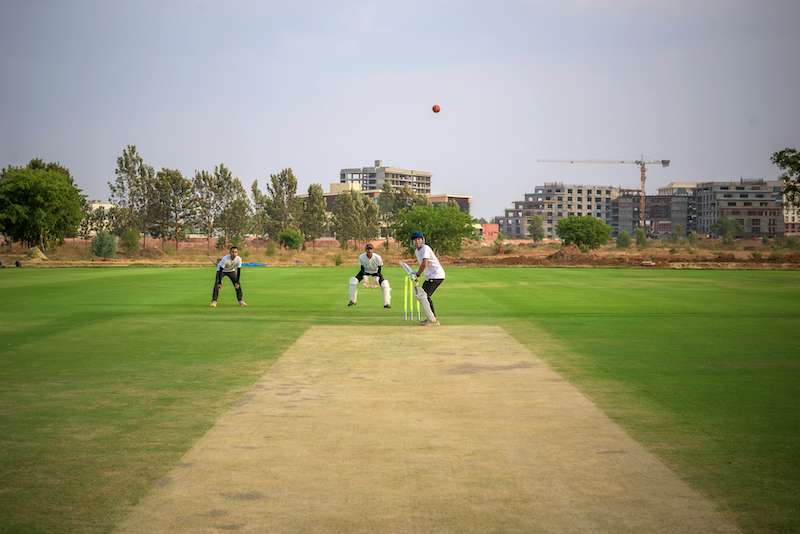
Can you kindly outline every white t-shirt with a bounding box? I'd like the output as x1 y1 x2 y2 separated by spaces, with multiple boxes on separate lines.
217 254 243 272
358 252 384 273
415 244 445 279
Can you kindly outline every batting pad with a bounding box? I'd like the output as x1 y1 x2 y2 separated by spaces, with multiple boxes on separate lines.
115 326 739 534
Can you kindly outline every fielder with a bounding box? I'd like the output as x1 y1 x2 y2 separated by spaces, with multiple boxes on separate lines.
348 243 391 308
409 231 445 326
210 246 247 307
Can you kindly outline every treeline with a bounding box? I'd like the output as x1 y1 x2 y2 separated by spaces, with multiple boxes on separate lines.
2 145 478 254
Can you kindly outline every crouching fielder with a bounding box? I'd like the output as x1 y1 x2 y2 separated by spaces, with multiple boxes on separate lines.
348 243 391 308
211 246 247 307
410 231 445 326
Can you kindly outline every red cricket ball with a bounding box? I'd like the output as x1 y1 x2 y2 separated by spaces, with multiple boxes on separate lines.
432 105 440 113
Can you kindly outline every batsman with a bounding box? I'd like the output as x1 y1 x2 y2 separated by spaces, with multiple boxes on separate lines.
407 231 445 326
348 243 391 308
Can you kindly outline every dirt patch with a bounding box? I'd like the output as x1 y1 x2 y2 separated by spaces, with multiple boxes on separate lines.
114 326 740 534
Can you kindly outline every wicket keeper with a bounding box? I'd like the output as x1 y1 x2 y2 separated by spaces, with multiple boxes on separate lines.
410 231 445 326
348 243 391 308
211 246 247 307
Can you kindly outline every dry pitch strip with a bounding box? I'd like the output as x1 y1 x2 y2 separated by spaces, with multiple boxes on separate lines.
114 326 741 533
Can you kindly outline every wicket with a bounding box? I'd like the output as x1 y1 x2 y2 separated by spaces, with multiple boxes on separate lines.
403 276 420 321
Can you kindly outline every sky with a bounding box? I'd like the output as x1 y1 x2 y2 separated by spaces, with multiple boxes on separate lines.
1 0 798 220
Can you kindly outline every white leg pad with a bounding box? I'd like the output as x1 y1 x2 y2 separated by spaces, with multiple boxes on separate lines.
414 286 436 322
348 277 359 303
381 279 391 306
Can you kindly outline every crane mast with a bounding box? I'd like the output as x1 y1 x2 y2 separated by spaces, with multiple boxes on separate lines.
537 156 670 231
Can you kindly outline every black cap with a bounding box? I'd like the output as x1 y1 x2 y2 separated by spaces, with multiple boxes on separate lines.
365 243 374 249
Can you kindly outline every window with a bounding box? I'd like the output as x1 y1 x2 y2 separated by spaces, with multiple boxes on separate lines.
577 197 582 202
728 202 737 206
577 189 583 194
723 194 733 198
567 197 573 201
567 189 573 193
597 190 602 195
752 219 761 226
605 190 611 195
578 205 583 210
743 202 752 206
558 196 563 201
739 194 749 198
736 186 744 190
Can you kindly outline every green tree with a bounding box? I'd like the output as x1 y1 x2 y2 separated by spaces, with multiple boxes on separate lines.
771 148 800 208
393 184 428 213
90 230 117 258
711 216 744 238
266 168 299 233
298 183 327 249
635 227 647 246
529 214 545 244
109 145 154 249
0 168 85 249
193 170 219 252
359 194 380 244
616 230 632 249
153 168 196 250
213 164 250 247
278 228 304 250
120 228 141 254
555 215 611 249
378 182 397 243
250 180 273 246
394 204 476 256
330 190 363 248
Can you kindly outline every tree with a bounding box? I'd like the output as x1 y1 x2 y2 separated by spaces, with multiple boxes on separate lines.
266 168 299 233
213 164 249 247
298 183 327 249
635 227 647 246
278 228 304 250
90 230 117 258
0 167 85 249
193 170 218 252
250 180 273 246
771 148 800 208
711 216 744 238
153 168 196 250
555 216 612 249
529 214 545 244
109 145 153 248
378 182 397 244
393 204 477 256
393 184 428 213
616 230 632 249
359 194 380 244
330 190 363 248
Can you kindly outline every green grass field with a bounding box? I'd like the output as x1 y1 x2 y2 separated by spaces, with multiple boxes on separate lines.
1 266 798 534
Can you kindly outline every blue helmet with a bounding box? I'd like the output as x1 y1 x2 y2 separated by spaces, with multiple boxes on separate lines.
410 231 425 246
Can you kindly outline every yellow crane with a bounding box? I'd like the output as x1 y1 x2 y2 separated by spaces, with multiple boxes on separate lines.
537 156 670 231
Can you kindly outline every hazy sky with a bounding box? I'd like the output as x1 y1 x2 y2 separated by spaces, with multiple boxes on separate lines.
2 0 798 219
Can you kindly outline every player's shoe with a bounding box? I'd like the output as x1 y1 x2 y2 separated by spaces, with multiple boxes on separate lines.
384 304 391 308
348 301 356 306
238 300 247 307
210 301 217 307
420 319 440 326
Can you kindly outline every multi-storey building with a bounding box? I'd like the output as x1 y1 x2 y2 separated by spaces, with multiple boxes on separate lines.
694 179 784 237
493 183 619 239
340 160 432 195
610 193 697 237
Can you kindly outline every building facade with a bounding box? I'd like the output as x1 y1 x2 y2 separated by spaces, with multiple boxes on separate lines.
695 179 784 237
340 160 432 196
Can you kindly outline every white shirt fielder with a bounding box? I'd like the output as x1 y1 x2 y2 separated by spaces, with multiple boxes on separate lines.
358 251 384 274
217 254 243 272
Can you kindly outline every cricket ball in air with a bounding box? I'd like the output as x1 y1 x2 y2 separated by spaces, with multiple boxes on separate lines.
432 105 440 113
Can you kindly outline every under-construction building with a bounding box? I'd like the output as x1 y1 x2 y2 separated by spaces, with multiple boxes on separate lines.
695 179 784 237
340 160 432 195
610 193 696 237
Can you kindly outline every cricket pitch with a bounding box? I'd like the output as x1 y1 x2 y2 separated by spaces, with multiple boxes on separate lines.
114 325 740 533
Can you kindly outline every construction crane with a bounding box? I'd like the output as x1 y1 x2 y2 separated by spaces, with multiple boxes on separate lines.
537 156 670 231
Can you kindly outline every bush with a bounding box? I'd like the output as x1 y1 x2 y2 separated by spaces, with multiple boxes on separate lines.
687 233 700 246
278 228 304 250
635 227 647 247
578 244 590 253
722 231 734 246
752 252 763 260
669 248 679 255
762 235 771 246
90 231 117 258
333 254 343 266
616 231 631 249
265 241 277 256
787 236 797 248
120 228 140 254
215 236 226 251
